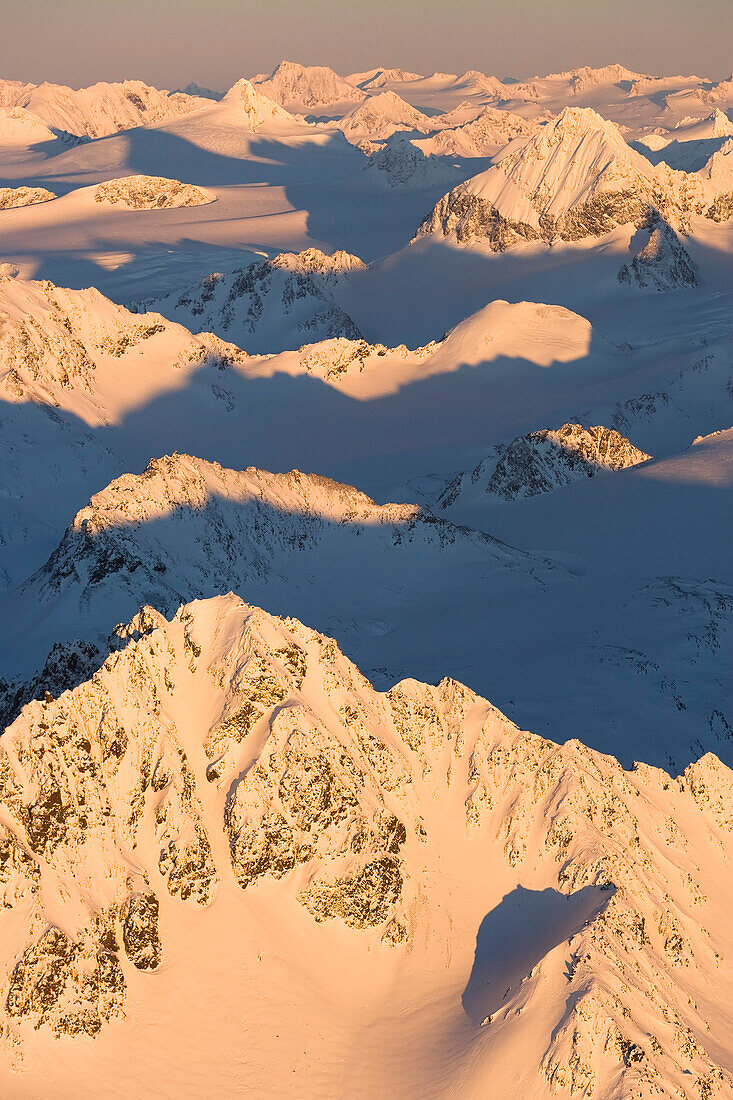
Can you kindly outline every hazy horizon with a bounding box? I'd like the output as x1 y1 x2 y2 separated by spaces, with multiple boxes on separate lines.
2 0 731 91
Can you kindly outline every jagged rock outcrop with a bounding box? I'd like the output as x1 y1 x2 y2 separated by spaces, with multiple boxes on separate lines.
0 185 55 209
440 423 651 508
269 246 366 284
366 132 460 187
0 593 730 1100
618 219 697 290
136 252 363 353
93 175 214 210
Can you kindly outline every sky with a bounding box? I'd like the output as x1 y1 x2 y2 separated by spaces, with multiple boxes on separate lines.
1 0 731 90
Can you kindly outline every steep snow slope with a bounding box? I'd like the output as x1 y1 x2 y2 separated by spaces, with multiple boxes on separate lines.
0 594 731 1099
439 423 651 508
417 106 733 249
0 77 204 138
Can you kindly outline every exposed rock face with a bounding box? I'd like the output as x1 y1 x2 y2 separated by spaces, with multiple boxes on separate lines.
417 105 733 249
0 277 185 399
121 893 162 970
440 423 651 508
0 186 55 209
6 927 125 1037
136 253 363 353
366 132 460 188
618 219 697 290
93 175 214 209
269 247 366 285
418 187 543 248
0 592 730 1100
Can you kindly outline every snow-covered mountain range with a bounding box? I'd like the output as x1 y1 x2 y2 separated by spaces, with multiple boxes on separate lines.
1 53 733 1100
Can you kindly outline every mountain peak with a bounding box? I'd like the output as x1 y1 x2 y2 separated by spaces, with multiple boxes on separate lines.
253 61 365 110
222 78 296 129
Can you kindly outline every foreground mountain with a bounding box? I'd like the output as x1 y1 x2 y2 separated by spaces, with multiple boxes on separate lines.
439 423 651 509
0 593 731 1099
0 77 204 138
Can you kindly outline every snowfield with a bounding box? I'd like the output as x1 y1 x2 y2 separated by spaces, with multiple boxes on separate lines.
0 55 732 1100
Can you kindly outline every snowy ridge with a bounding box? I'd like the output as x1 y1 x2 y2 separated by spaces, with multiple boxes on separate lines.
348 68 423 90
0 276 237 406
439 423 651 508
417 105 733 248
220 77 299 130
0 452 558 692
337 91 433 144
0 77 205 138
253 61 366 111
618 219 697 290
418 106 537 157
0 106 81 150
137 251 362 353
0 593 731 1099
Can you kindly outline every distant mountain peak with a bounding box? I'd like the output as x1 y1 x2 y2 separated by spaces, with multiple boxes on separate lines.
252 61 366 110
222 77 297 129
